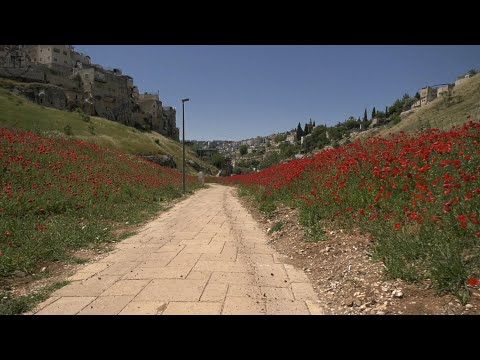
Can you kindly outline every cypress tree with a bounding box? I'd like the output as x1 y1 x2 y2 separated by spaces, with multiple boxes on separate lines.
296 122 304 140
363 108 367 121
371 107 376 119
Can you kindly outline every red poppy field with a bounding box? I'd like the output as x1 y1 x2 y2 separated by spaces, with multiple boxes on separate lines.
222 121 480 297
0 128 199 277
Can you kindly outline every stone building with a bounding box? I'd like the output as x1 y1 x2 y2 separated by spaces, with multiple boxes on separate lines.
138 92 164 133
73 64 135 122
420 86 437 106
0 45 32 68
454 73 474 86
162 106 179 140
436 84 454 97
0 44 179 141
28 45 74 74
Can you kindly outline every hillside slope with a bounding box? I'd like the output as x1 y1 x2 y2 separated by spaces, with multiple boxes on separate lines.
0 79 216 175
379 74 480 136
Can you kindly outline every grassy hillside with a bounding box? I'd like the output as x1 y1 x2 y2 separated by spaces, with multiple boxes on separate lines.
379 74 480 136
0 127 203 314
0 79 216 175
224 122 480 299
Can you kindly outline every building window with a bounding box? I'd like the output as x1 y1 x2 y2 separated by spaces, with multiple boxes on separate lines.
63 51 67 56
85 74 89 79
53 48 60 53
54 58 58 62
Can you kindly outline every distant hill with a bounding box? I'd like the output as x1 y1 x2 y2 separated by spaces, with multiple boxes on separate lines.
378 74 480 136
0 78 216 175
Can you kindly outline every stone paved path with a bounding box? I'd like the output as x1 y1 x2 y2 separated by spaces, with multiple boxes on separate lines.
30 184 323 315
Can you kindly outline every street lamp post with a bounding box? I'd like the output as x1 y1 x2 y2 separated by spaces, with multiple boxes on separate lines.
181 98 190 194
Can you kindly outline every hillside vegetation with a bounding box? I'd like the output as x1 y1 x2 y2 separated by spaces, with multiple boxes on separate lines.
379 74 480 136
0 127 204 313
0 79 216 175
223 121 480 301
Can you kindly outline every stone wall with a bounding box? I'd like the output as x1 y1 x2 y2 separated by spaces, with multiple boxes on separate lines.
10 83 68 110
0 67 45 82
1 45 179 142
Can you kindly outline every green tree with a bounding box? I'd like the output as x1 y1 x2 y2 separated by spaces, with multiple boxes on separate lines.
280 143 298 157
239 144 248 156
345 118 359 130
468 68 478 76
371 107 376 119
402 97 416 111
258 152 282 170
415 92 421 99
296 122 304 141
274 133 287 143
385 106 389 117
310 126 329 150
363 108 368 121
211 153 226 169
304 123 309 136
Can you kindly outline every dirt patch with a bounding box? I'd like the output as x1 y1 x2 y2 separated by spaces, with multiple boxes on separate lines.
236 191 480 315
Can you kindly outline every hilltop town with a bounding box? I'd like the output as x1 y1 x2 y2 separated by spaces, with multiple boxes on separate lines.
0 45 179 140
191 69 478 175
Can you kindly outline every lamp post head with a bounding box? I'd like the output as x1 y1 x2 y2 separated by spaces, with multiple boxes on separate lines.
182 98 190 103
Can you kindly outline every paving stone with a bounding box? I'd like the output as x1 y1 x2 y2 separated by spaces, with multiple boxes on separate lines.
162 302 222 315
265 300 310 315
200 283 229 302
36 297 95 315
32 185 319 315
135 279 207 301
119 301 168 315
222 296 266 315
77 295 134 315
291 283 318 301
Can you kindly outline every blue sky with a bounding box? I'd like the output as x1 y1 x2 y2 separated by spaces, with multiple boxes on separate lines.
74 45 480 141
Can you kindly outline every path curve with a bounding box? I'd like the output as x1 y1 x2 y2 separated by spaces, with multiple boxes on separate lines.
31 184 323 315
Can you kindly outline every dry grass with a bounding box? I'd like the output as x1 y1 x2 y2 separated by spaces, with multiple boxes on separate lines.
379 74 480 136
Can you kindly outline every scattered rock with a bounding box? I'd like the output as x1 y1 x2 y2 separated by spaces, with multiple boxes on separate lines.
344 297 354 307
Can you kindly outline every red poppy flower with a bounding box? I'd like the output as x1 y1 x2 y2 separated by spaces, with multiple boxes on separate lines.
467 278 480 286
5 231 11 237
394 224 401 230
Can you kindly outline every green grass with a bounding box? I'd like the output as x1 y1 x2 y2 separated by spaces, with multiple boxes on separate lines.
0 79 216 175
0 281 69 315
268 221 283 233
0 126 204 279
226 122 480 300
